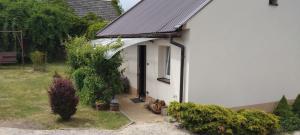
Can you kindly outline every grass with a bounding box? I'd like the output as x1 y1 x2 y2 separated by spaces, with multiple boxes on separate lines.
0 63 129 129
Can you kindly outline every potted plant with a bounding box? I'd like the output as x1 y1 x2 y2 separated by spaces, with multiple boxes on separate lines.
95 99 108 111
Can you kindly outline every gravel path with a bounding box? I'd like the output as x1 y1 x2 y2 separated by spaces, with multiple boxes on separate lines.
0 122 191 135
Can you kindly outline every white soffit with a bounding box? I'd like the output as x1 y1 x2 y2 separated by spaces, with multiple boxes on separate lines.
91 38 158 59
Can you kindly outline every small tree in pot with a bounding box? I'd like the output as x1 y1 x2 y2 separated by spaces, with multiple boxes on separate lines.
48 78 79 120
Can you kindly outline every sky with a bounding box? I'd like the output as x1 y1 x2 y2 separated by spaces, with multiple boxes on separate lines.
119 0 140 11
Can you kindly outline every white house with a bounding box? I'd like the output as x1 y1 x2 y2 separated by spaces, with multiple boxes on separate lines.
95 0 300 111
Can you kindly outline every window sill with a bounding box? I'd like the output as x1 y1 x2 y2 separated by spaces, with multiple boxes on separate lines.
157 78 170 84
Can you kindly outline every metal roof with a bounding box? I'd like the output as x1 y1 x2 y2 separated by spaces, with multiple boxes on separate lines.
67 0 119 21
97 0 211 37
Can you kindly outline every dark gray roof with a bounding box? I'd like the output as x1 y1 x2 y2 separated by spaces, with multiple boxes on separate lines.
67 0 119 21
97 0 211 38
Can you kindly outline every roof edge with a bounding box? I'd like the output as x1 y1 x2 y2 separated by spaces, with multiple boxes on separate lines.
96 0 212 38
174 0 213 29
97 32 182 38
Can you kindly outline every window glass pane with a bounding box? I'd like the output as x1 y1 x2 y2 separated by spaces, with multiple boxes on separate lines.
165 47 170 77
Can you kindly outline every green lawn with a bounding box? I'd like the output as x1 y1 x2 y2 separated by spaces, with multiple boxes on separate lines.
0 63 129 129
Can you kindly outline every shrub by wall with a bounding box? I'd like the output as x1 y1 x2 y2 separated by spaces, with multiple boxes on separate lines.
237 109 280 134
72 67 94 91
78 71 115 105
168 102 280 135
66 37 123 106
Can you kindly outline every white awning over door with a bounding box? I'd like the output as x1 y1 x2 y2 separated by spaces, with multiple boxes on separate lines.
91 38 157 59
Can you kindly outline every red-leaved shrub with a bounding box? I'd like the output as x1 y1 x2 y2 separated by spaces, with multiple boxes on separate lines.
48 78 79 120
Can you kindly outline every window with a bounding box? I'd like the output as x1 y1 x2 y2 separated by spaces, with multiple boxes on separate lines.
158 46 171 84
269 0 278 6
165 47 171 79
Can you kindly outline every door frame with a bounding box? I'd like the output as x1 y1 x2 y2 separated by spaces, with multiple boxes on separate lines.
137 45 146 98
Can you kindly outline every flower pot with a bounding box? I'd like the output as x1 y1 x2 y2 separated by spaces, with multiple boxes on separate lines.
110 103 119 111
95 102 108 111
110 99 119 111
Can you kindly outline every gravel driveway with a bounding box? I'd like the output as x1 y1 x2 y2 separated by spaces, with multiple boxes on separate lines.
0 122 191 135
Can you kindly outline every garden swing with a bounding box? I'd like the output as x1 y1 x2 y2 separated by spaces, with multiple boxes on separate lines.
0 31 24 64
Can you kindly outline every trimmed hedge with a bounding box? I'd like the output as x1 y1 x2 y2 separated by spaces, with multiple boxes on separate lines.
237 109 279 134
168 102 280 135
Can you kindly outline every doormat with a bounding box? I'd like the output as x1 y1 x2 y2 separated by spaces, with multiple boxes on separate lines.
131 98 145 103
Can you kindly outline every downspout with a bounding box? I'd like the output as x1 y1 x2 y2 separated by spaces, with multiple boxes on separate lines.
170 38 185 103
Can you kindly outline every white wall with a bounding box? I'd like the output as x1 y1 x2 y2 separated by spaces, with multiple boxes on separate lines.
183 0 300 107
122 45 138 91
122 39 182 104
146 40 181 104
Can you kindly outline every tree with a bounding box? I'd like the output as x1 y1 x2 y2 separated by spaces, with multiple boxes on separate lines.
86 21 108 40
66 37 123 105
273 96 293 117
0 0 86 60
292 94 300 116
111 0 123 15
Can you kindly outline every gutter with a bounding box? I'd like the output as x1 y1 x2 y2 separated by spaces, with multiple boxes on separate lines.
98 32 182 38
170 38 185 103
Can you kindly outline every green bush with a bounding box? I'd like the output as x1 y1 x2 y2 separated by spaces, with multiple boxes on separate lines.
72 67 94 91
273 95 300 132
66 37 93 70
111 0 122 15
292 94 300 116
66 36 123 106
80 74 114 105
80 75 105 105
168 102 234 134
279 115 300 132
30 51 46 71
237 109 280 134
0 0 89 60
168 102 280 135
168 102 197 121
86 21 108 40
273 96 293 117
